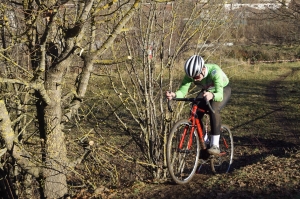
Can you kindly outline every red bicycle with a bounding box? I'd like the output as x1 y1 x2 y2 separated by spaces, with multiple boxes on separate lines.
166 94 233 184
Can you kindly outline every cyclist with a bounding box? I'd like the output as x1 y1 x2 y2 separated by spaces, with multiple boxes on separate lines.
166 55 231 155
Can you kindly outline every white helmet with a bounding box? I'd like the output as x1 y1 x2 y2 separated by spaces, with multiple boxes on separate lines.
184 55 205 78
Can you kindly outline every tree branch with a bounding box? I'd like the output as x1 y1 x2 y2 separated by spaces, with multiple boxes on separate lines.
63 1 141 122
69 140 94 169
0 100 41 178
94 56 132 65
0 77 51 105
96 0 141 56
0 52 33 78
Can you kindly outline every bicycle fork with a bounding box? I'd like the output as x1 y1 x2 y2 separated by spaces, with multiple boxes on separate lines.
177 120 206 152
178 105 207 151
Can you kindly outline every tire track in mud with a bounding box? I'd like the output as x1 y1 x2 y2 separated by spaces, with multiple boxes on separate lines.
265 68 300 147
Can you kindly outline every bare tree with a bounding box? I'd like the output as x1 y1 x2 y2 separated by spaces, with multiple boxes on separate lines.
0 0 141 198
94 0 234 180
243 0 300 45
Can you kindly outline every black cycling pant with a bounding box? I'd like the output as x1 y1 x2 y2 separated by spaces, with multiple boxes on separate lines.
196 85 231 135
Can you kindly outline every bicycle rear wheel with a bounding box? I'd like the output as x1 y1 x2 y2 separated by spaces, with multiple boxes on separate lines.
197 124 234 174
214 124 234 173
167 119 200 184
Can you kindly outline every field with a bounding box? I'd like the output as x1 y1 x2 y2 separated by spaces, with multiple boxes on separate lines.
73 61 300 198
105 61 300 199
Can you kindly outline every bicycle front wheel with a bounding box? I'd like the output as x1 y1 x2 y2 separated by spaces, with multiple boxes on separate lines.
167 119 200 184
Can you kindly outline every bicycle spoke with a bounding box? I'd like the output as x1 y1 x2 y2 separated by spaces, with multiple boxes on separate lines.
198 124 234 174
214 125 234 173
167 119 200 184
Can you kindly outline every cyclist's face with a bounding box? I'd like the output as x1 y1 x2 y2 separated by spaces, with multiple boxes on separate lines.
193 67 205 81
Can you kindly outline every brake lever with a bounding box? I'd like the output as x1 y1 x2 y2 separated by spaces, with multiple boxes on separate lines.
203 91 215 114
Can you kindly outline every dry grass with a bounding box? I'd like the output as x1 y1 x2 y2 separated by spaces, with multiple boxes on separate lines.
70 60 300 198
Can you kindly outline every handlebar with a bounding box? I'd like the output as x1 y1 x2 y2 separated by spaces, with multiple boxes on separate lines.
167 97 215 114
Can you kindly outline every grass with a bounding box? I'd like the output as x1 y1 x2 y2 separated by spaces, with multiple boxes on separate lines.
222 62 300 134
85 60 300 155
120 61 300 199
73 60 300 198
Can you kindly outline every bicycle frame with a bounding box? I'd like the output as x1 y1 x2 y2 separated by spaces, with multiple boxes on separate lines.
180 103 230 157
179 104 207 151
168 96 229 158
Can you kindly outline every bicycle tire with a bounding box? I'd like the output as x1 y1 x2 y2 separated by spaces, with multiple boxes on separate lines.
198 124 234 174
167 119 200 184
214 124 234 173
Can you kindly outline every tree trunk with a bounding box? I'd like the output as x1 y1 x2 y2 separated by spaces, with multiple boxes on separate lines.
43 71 68 198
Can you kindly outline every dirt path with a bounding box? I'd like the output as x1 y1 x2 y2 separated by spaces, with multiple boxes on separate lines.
223 67 300 177
265 68 300 146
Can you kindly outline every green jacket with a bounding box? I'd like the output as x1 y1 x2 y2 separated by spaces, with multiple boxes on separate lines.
175 64 229 101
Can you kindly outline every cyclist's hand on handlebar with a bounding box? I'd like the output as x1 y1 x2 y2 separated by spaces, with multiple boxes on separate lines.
166 91 176 100
203 91 214 101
